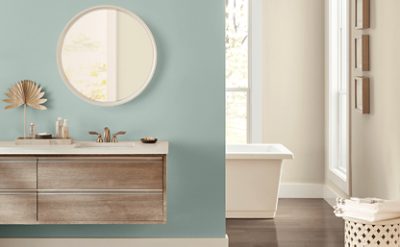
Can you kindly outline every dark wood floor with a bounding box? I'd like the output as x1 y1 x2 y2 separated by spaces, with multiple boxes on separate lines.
227 199 344 247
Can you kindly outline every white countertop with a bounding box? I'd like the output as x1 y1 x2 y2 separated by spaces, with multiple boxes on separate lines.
0 141 169 155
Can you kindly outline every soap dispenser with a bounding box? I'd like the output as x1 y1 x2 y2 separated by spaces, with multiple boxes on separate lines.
55 117 63 138
62 119 70 139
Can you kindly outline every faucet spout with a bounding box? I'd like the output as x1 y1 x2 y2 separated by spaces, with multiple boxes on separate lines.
104 127 111 142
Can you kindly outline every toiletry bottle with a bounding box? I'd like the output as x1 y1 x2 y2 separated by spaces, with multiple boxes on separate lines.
29 123 36 139
56 117 63 138
62 119 69 139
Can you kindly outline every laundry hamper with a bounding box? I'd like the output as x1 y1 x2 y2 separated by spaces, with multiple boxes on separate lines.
345 217 400 246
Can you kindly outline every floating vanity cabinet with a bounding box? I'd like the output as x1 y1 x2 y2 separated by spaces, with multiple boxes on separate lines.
0 141 168 225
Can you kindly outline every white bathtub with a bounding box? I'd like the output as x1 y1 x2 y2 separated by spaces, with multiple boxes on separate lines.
226 144 293 218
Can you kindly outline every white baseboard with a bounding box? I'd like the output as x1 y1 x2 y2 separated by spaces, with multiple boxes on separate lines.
0 236 229 247
227 210 276 218
324 184 339 207
324 184 348 208
278 183 347 208
278 183 325 198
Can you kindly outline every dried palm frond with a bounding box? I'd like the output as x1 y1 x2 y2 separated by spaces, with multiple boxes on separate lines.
3 80 47 110
3 80 47 138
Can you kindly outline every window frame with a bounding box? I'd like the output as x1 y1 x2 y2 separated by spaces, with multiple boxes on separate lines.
328 0 350 183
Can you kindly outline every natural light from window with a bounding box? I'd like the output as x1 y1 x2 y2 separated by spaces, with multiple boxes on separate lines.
328 0 349 179
226 0 249 144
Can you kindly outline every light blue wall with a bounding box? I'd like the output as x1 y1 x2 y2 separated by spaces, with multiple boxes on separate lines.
0 0 225 237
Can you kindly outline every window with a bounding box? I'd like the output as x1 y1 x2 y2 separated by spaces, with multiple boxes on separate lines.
226 0 262 145
226 0 249 144
328 0 349 180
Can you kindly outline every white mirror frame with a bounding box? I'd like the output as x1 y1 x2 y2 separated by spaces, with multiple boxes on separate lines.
57 5 158 107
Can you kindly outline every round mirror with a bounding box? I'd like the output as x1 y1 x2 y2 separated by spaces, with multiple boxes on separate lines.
57 6 157 106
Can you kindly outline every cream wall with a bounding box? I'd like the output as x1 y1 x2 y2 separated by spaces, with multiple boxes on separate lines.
262 0 325 185
351 0 400 199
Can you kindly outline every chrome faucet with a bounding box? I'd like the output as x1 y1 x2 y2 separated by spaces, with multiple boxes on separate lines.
89 128 126 143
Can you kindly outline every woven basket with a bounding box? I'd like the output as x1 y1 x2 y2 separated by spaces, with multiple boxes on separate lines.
345 218 400 246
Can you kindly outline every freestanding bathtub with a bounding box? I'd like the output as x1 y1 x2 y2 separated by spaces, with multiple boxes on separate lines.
226 144 293 218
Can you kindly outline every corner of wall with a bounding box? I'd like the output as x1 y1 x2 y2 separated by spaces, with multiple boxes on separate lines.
324 181 349 208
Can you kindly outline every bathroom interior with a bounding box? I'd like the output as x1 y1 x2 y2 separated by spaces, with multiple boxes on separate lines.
0 0 399 246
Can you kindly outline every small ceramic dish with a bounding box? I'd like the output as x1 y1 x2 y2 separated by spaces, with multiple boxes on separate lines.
141 137 158 144
35 133 53 139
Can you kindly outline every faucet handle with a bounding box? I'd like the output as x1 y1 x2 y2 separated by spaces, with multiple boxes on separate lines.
89 131 103 143
112 131 126 143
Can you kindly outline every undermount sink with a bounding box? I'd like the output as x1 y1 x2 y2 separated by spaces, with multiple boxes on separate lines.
74 142 136 148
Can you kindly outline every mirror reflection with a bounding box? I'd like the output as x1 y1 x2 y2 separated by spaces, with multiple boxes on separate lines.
59 7 157 105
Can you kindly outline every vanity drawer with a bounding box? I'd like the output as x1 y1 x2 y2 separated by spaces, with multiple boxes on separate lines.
0 193 37 224
38 157 164 190
38 193 164 223
0 158 37 189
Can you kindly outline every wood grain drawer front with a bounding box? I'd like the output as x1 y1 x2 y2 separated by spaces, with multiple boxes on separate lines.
38 157 164 190
0 158 37 189
0 193 37 224
38 193 164 223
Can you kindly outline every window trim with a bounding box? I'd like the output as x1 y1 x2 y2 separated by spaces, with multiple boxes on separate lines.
249 0 263 143
327 0 350 185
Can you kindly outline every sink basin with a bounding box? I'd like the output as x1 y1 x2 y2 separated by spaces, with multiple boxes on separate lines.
75 142 135 148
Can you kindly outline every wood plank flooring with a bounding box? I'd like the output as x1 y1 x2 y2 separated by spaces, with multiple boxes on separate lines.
227 199 344 247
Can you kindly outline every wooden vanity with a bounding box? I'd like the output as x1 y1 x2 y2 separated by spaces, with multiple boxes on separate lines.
0 142 168 224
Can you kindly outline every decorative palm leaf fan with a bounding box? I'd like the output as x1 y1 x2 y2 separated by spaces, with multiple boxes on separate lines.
3 80 47 138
